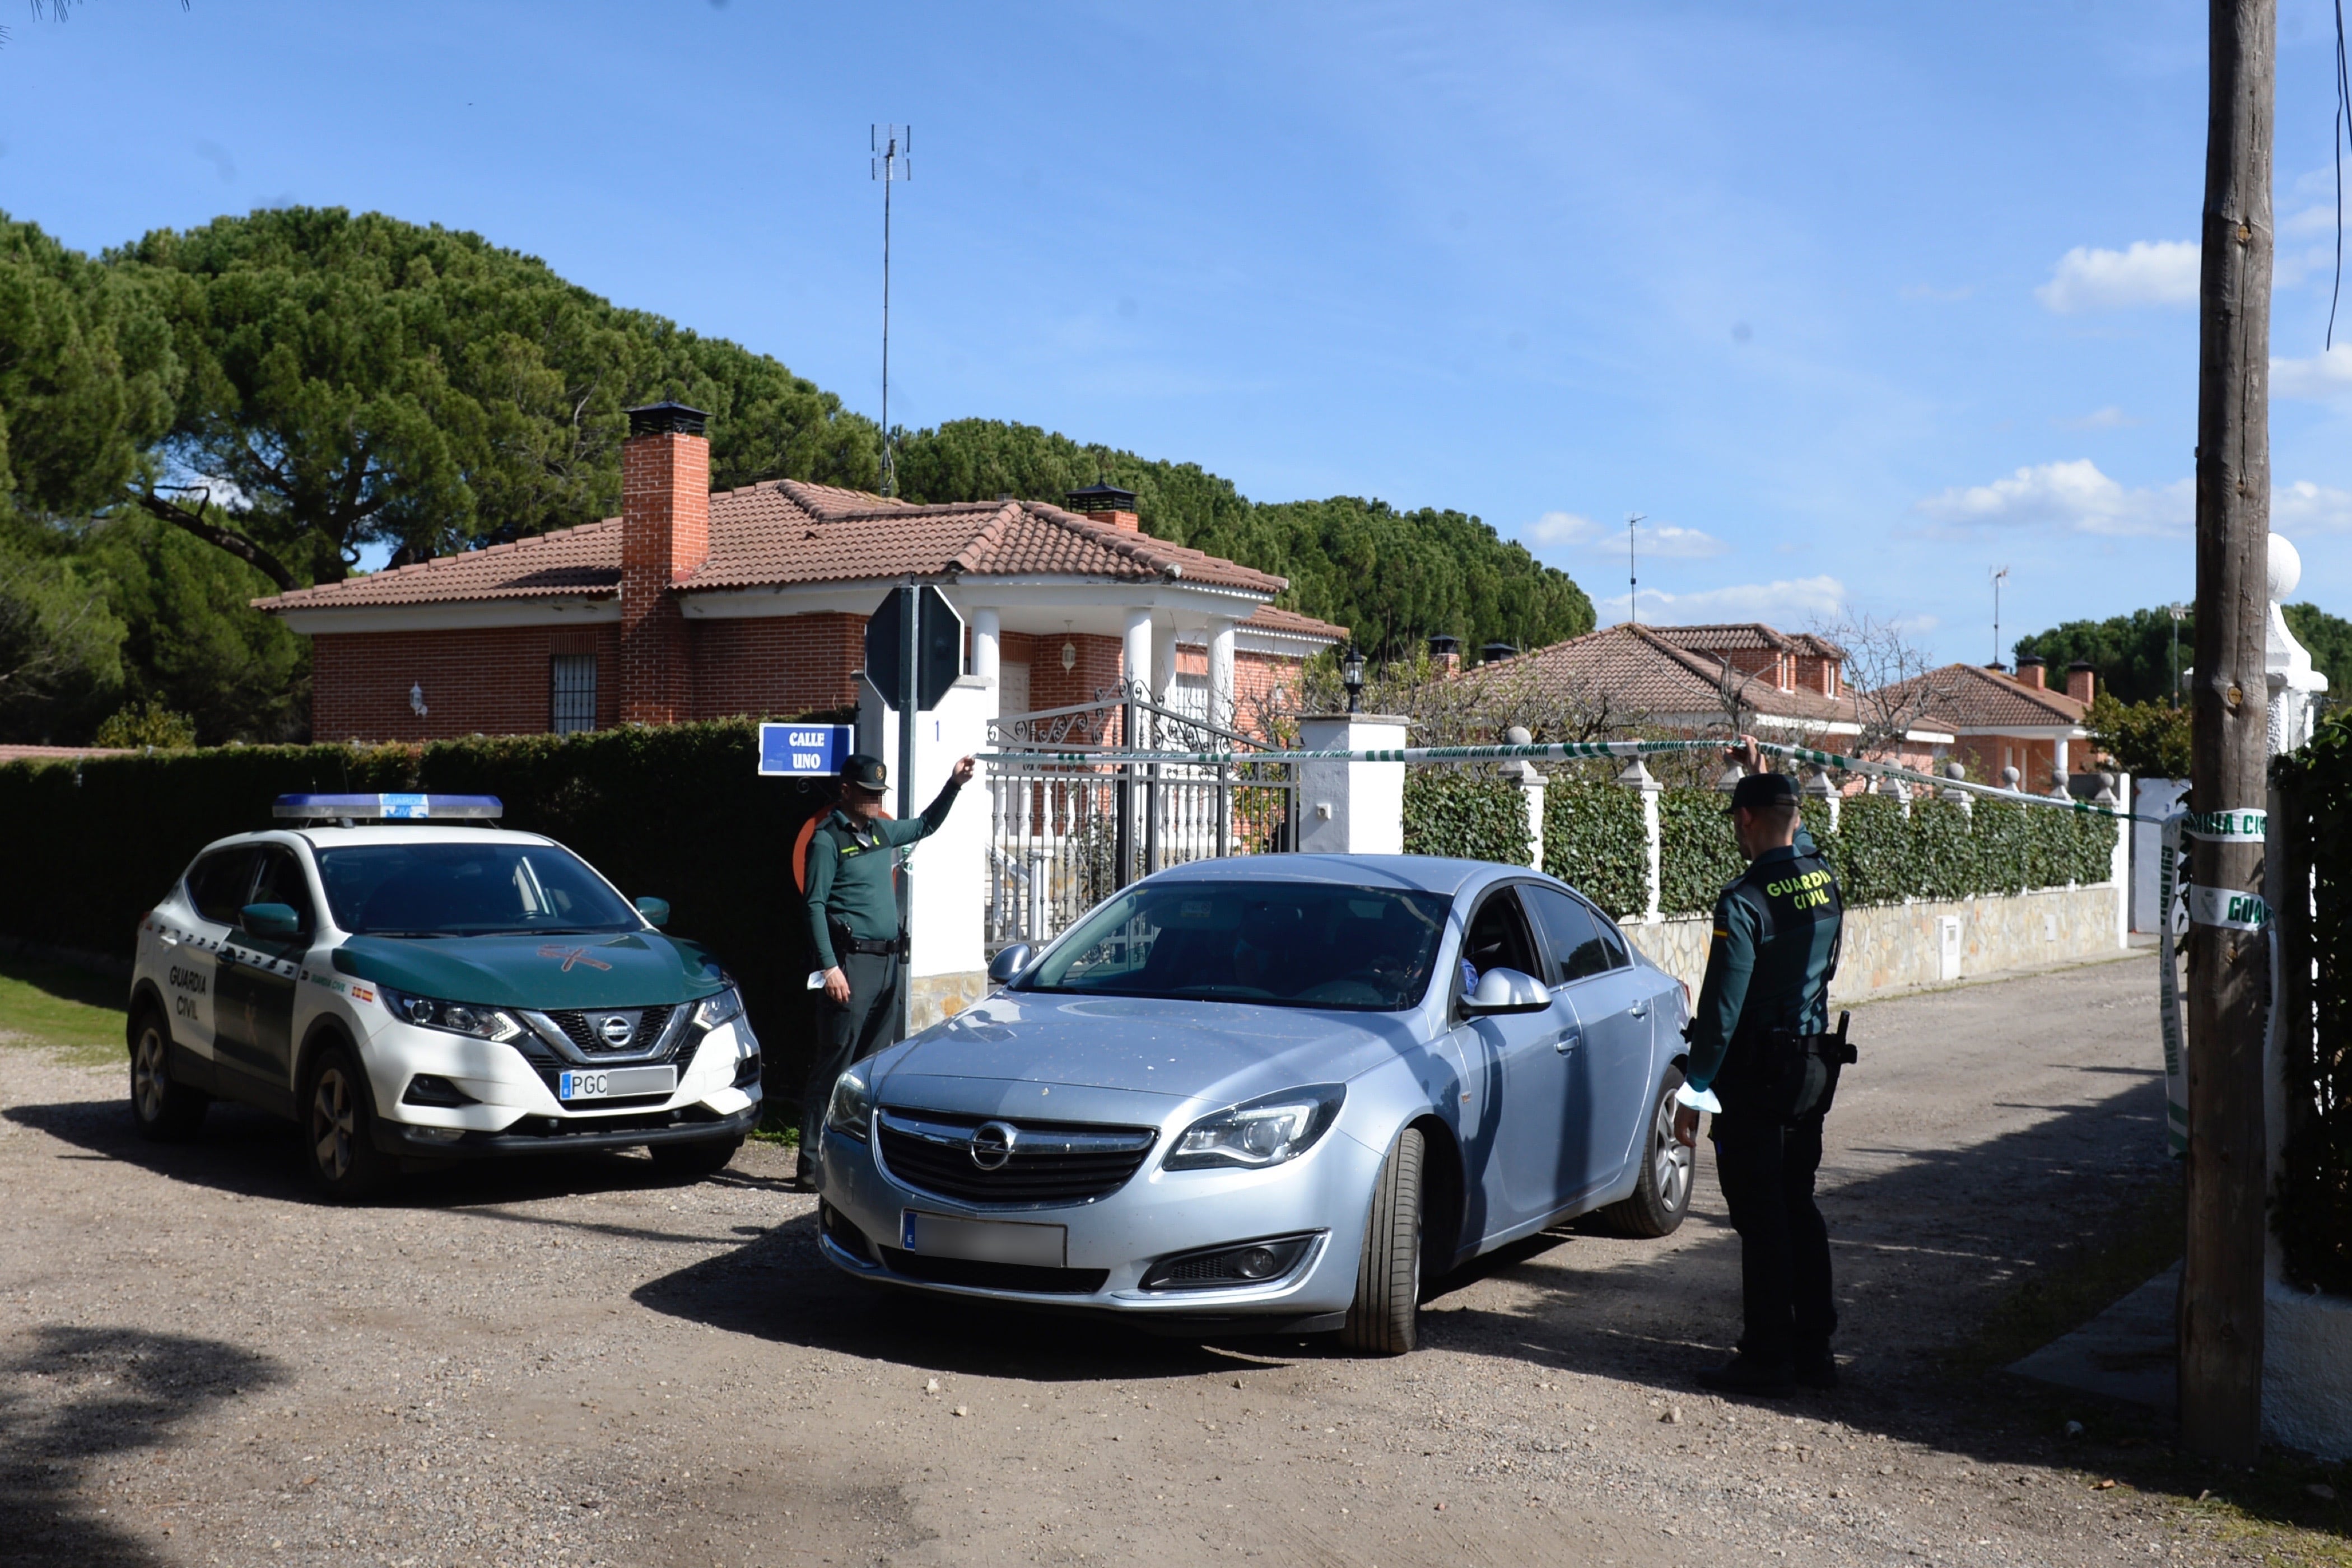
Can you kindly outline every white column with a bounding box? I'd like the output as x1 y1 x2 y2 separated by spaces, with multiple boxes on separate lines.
1620 757 1664 921
1208 618 1237 730
1151 611 1179 705
1297 715 1406 855
971 607 1000 689
2053 736 2070 778
1121 609 1152 699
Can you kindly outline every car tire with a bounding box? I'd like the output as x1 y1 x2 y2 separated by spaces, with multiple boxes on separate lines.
302 1039 393 1202
129 1009 207 1142
1339 1124 1425 1356
1597 1066 1694 1239
648 1136 742 1181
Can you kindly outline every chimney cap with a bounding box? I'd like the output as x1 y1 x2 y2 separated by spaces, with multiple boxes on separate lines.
1480 641 1519 663
1427 634 1461 655
2067 659 2095 671
2015 654 2046 667
1065 481 1139 512
627 400 708 438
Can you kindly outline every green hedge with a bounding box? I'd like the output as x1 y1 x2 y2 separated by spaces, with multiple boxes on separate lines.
1659 788 1747 917
1402 771 1528 865
1542 780 1647 919
0 721 842 1108
2269 725 2352 1295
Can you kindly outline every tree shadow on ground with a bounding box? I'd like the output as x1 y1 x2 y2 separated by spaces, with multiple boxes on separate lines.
0 1324 286 1567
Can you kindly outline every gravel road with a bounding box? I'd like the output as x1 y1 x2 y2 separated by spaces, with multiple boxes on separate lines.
1 953 2235 1567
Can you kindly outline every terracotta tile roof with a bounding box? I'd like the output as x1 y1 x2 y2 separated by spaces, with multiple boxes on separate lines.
1460 623 1863 726
1238 604 1348 642
1643 622 1797 654
258 520 623 610
1881 663 2087 730
255 480 1289 612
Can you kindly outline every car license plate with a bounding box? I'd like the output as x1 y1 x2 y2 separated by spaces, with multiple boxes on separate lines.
558 1066 677 1102
900 1210 1066 1267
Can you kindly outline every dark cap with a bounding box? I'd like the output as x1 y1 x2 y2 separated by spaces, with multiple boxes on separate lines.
1725 771 1800 814
841 753 888 792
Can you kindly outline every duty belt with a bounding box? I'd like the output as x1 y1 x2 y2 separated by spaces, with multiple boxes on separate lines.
839 935 903 958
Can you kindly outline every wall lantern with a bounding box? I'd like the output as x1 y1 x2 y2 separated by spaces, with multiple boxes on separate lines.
1340 646 1366 713
409 682 430 718
1060 640 1077 672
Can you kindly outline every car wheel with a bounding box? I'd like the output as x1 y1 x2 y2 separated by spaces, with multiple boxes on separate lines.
1339 1124 1425 1355
648 1136 742 1181
302 1040 393 1202
129 1010 207 1142
1598 1066 1694 1239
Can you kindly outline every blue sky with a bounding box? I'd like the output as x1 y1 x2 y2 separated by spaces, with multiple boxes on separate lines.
5 0 2350 663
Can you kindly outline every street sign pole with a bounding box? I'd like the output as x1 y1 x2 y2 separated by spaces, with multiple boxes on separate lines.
896 581 919 1042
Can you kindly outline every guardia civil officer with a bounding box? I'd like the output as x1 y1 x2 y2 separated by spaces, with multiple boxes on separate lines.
1671 769 1851 1397
795 750 976 1189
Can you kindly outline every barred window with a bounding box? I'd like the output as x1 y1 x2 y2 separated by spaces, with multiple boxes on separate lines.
551 654 597 734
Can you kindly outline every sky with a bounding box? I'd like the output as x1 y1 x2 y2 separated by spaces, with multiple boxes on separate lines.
3 0 2349 664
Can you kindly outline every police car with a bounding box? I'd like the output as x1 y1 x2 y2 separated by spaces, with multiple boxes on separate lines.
126 794 762 1198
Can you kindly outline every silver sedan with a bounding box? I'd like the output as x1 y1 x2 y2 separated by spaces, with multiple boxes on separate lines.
813 854 1693 1353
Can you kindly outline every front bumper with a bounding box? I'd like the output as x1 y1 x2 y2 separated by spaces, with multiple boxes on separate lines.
355 1014 762 1156
813 1113 1381 1322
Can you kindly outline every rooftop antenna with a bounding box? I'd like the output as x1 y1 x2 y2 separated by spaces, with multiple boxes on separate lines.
872 123 911 498
1990 565 2010 668
1626 513 1646 624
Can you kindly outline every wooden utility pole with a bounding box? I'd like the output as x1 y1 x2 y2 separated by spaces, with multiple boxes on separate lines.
2182 0 2273 1466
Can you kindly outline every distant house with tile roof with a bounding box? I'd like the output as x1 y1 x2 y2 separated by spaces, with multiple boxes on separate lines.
1877 656 2097 792
255 403 1345 743
1456 621 1957 765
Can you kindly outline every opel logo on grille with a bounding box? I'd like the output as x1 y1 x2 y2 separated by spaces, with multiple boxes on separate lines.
969 1120 1017 1171
595 1014 634 1047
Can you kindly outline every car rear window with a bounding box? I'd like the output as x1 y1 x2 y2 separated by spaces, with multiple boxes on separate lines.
1018 881 1452 1011
315 841 640 937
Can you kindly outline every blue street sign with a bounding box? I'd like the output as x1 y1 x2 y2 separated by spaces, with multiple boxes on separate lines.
757 724 856 777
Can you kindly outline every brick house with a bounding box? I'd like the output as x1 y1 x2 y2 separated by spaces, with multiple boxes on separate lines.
1456 622 1955 766
256 404 1345 742
1880 656 2096 791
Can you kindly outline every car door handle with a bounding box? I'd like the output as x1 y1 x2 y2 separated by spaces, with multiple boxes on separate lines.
1628 1000 1651 1019
1554 1029 1582 1054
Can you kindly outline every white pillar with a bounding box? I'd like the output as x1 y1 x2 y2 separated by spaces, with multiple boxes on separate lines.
1122 609 1152 699
971 607 1000 689
1502 726 1543 870
1208 618 1237 731
1150 611 1179 706
1618 756 1664 922
2053 736 2070 778
1296 715 1406 855
2109 770 2131 949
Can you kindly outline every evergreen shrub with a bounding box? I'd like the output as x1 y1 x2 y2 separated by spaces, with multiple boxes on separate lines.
1401 770 1529 865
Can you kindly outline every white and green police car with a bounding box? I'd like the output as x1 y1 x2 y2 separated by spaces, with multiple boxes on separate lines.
125 794 762 1198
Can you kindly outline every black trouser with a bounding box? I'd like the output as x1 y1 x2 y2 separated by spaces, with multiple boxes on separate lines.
1710 1107 1836 1365
800 951 902 1170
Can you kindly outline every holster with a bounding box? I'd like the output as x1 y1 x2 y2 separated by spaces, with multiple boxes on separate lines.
1759 1011 1857 1121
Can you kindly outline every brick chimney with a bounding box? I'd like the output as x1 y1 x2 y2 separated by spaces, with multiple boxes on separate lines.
1066 481 1142 533
2066 659 2095 704
620 401 710 725
2015 655 2046 690
1428 634 1462 676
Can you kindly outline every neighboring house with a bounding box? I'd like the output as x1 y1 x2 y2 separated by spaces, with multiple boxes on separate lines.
1879 655 2095 791
255 404 1344 743
1456 621 1955 765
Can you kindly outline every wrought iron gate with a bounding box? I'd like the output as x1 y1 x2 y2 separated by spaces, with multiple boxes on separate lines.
984 686 1297 954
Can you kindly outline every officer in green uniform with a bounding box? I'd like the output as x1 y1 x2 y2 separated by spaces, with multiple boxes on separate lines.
796 750 976 1189
1671 769 1847 1396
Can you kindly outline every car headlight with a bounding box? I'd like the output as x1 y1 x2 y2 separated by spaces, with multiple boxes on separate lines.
1165 1084 1345 1172
378 986 523 1044
825 1067 873 1142
693 986 746 1032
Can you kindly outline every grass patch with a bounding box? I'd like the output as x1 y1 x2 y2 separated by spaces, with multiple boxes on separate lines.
0 952 127 1068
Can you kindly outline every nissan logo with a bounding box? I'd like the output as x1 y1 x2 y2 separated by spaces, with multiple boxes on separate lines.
968 1120 1017 1171
596 1014 634 1047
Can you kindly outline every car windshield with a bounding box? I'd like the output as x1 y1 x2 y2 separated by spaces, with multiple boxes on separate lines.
315 841 641 937
1018 881 1452 1011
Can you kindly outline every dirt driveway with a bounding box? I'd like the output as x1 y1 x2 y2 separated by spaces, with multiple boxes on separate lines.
0 954 2266 1567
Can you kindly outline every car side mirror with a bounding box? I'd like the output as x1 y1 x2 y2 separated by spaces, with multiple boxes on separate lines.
1463 966 1552 1015
635 897 671 928
988 943 1033 985
240 902 301 939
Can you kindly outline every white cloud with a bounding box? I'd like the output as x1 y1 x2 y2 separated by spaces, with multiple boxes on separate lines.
1521 511 1728 558
2055 405 2137 430
2035 240 2200 313
2272 344 2352 402
2272 480 2352 534
1913 459 2192 537
1601 575 1847 626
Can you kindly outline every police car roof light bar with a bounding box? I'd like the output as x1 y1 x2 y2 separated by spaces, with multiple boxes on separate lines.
272 793 503 823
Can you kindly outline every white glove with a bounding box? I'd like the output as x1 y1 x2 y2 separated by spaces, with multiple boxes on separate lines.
1674 1082 1723 1114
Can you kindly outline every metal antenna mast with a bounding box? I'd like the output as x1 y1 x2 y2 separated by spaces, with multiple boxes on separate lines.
1626 514 1646 624
1990 565 2010 668
872 124 911 498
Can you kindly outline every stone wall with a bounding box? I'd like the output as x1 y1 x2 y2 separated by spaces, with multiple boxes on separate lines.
1619 883 2129 1006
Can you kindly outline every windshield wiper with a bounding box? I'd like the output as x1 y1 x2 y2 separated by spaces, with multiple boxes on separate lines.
359 930 450 940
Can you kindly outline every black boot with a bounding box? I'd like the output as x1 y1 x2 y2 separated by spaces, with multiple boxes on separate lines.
1794 1346 1839 1391
1694 1355 1797 1397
